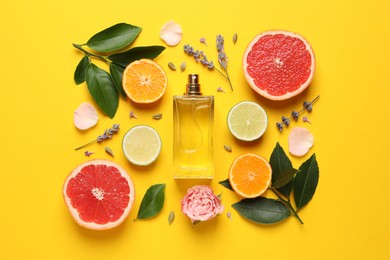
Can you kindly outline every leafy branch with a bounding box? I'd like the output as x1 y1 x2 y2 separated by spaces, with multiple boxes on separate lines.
73 23 165 118
220 142 319 225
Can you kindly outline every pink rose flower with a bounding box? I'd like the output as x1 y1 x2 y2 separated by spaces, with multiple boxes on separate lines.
181 185 224 223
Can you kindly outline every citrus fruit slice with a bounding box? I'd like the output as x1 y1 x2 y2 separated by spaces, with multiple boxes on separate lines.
227 101 268 141
122 125 162 166
243 30 315 101
229 153 272 198
63 159 135 230
122 59 167 103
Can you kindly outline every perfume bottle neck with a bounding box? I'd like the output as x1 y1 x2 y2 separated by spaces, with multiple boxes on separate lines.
185 74 202 95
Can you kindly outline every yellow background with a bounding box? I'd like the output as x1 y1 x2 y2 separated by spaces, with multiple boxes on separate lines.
1 0 389 259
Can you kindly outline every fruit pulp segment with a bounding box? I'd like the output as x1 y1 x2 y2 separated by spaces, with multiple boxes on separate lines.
229 103 267 140
123 127 160 163
231 155 271 195
66 164 130 224
173 96 214 179
247 34 313 96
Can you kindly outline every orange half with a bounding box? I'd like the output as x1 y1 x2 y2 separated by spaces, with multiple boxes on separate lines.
228 153 272 198
122 59 167 103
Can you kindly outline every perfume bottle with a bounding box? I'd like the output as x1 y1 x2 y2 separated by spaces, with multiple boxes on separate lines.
173 74 214 179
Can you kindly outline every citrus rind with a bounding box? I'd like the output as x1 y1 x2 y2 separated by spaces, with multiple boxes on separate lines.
122 125 162 166
63 159 135 230
227 101 268 141
243 30 316 101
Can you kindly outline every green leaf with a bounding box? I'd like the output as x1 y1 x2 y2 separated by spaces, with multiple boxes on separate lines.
232 197 291 224
109 63 126 97
270 143 295 186
108 46 165 67
85 64 118 118
218 179 233 191
294 154 319 211
276 181 294 198
137 184 166 220
272 168 298 189
87 23 142 53
74 56 89 84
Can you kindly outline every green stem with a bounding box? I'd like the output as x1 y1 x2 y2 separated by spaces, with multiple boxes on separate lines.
225 69 234 91
271 188 304 225
214 67 229 80
72 43 109 64
74 139 97 151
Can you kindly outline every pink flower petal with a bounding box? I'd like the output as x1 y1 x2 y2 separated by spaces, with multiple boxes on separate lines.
288 127 314 157
73 102 98 130
160 20 182 46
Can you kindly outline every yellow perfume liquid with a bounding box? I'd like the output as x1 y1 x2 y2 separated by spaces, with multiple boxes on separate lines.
173 74 214 179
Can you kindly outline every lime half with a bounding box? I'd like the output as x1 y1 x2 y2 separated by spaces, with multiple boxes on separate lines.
122 125 162 166
227 101 268 141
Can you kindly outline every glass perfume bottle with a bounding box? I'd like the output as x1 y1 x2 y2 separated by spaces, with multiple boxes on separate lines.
173 74 214 179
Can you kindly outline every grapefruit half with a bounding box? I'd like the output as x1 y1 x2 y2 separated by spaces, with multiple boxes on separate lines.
63 159 135 230
243 30 315 101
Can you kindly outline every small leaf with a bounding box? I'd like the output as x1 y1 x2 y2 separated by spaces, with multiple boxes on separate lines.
232 197 291 224
86 64 119 118
109 63 126 97
137 184 166 220
74 56 89 84
270 142 296 188
108 46 165 67
272 168 298 189
219 179 233 191
276 181 294 198
87 23 142 53
168 211 175 225
294 154 319 210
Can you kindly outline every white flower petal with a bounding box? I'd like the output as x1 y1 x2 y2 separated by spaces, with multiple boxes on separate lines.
288 127 314 157
74 102 98 130
160 20 182 46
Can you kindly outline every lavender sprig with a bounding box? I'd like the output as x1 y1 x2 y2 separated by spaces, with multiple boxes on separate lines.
216 35 233 91
276 95 320 132
75 124 120 150
183 43 231 85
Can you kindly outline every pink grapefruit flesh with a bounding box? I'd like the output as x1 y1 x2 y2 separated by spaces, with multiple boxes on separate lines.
63 159 135 230
243 30 315 101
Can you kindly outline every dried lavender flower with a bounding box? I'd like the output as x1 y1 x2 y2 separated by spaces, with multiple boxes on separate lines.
129 111 137 119
75 124 120 150
200 37 208 46
282 116 290 126
216 34 233 91
276 122 284 132
184 42 233 90
276 95 320 132
227 211 233 220
184 44 215 70
303 101 313 112
84 150 94 157
291 111 299 121
217 87 226 93
303 116 312 124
